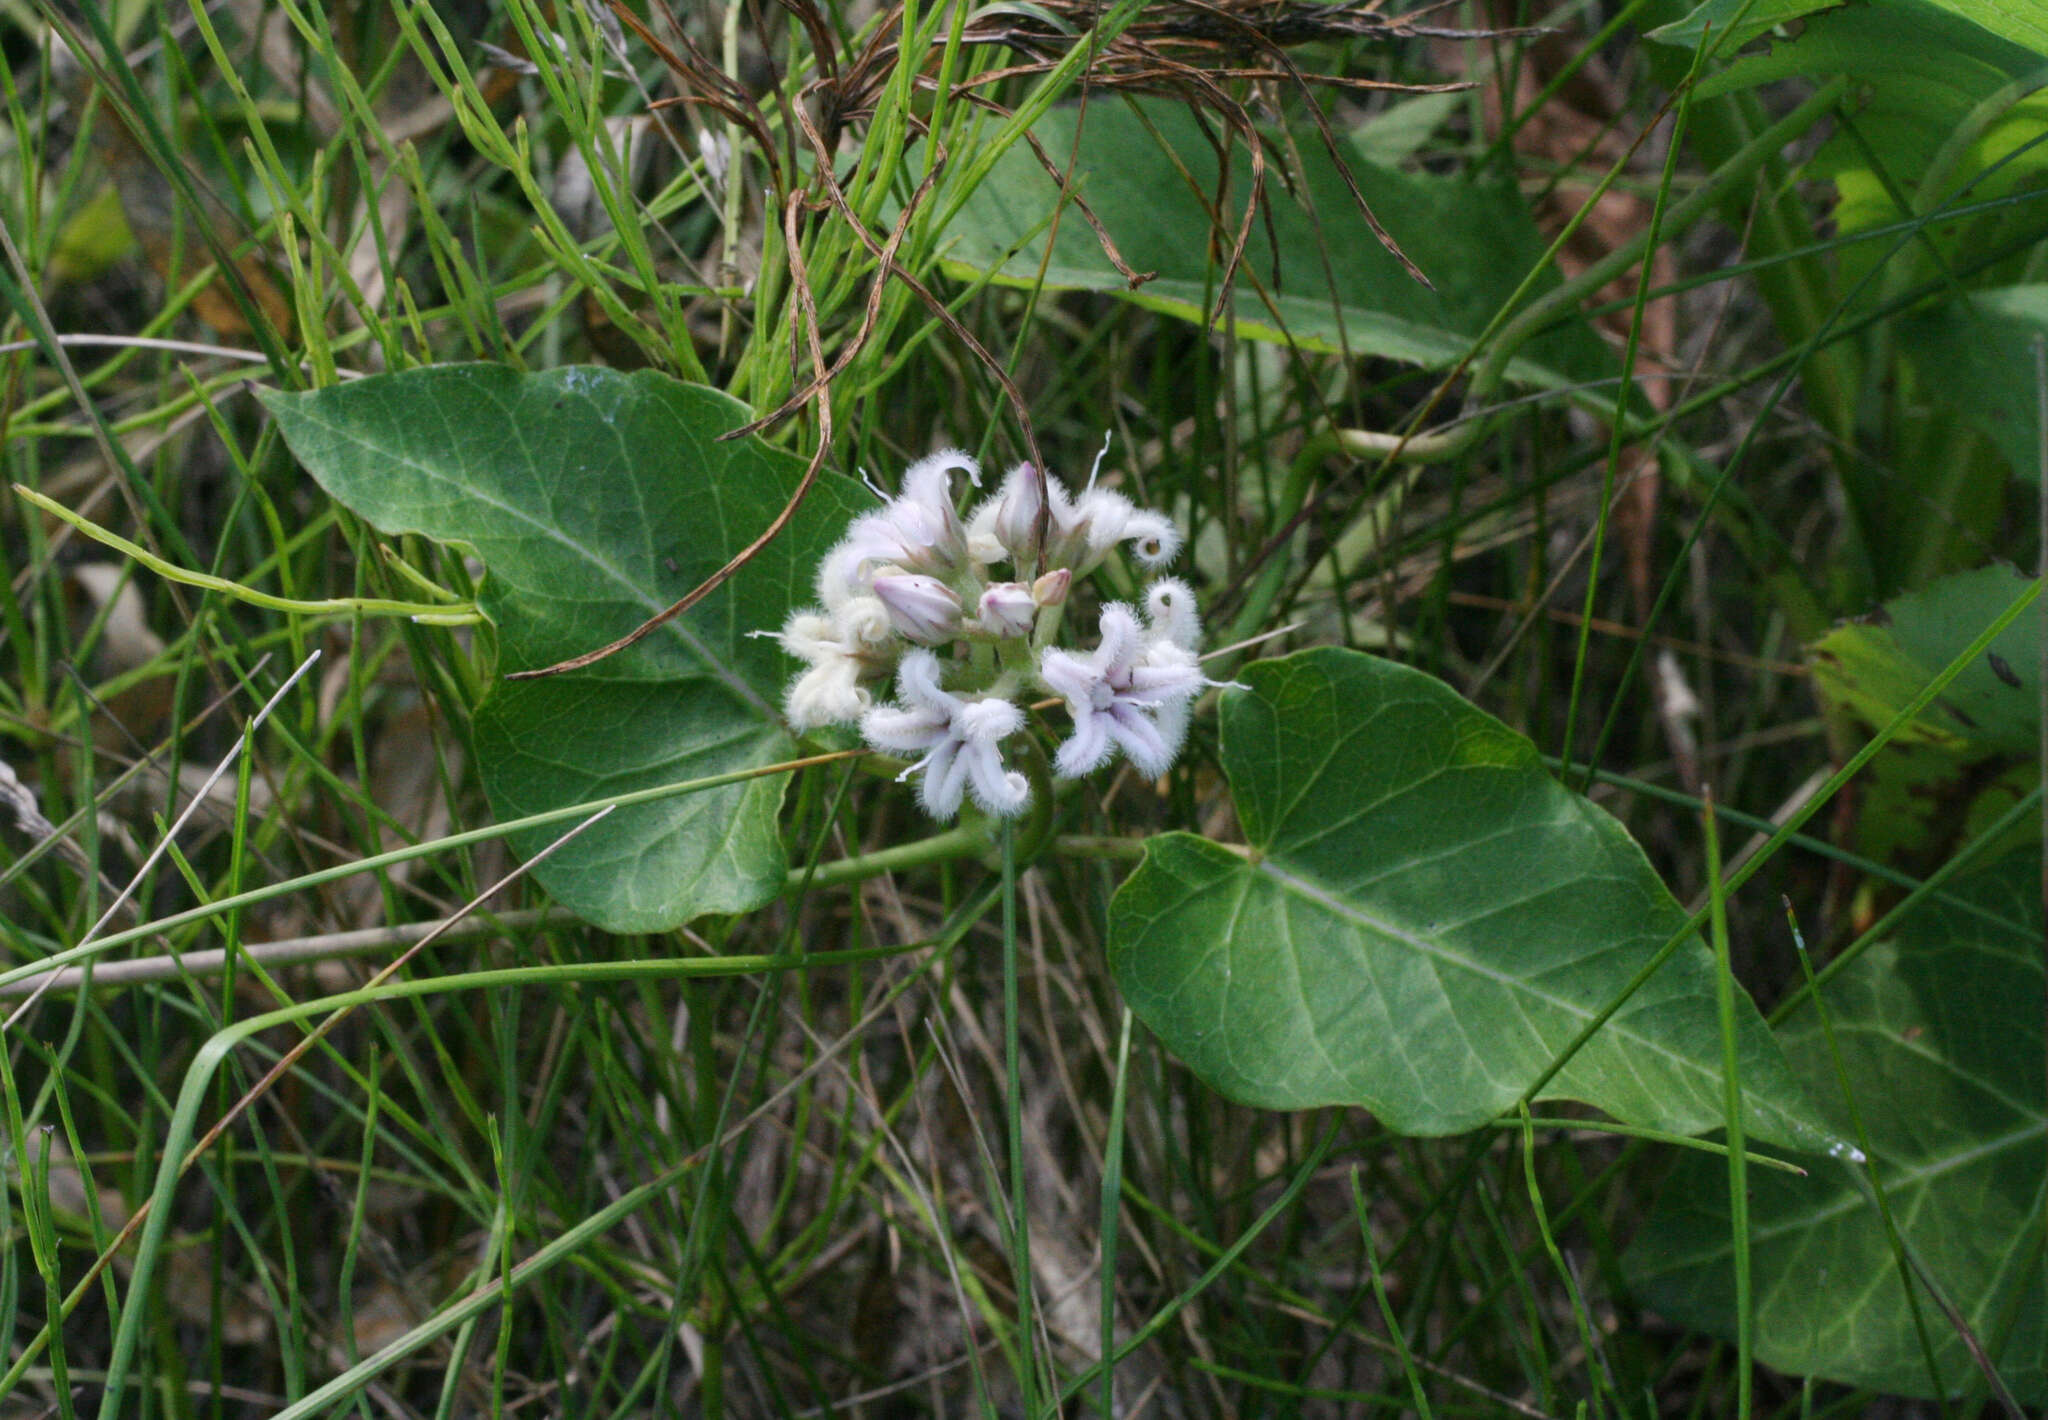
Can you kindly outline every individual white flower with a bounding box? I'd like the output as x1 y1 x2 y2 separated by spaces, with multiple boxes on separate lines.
969 462 1180 574
820 450 981 605
1039 602 1209 779
760 610 887 730
872 572 964 644
759 600 914 731
862 649 1030 820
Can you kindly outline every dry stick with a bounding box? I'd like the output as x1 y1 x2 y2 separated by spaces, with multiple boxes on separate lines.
0 908 574 997
54 805 616 1309
1014 123 1153 289
1135 66 1268 329
903 83 1152 291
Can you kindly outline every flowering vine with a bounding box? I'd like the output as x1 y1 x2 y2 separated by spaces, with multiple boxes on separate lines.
763 446 1236 821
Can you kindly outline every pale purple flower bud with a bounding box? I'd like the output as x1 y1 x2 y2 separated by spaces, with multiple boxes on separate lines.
992 462 1046 560
872 573 963 645
977 582 1037 638
1030 567 1071 608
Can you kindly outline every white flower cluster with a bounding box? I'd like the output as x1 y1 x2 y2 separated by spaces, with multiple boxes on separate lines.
764 448 1232 821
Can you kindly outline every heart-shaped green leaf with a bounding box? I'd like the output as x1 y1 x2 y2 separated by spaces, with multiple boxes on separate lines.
1108 647 1833 1150
263 364 864 931
1626 858 2045 1402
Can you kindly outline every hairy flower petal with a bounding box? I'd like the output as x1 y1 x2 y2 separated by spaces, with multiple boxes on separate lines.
1040 599 1214 782
860 649 1030 821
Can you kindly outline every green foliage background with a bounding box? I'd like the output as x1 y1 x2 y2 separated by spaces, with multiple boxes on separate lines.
0 0 2044 1413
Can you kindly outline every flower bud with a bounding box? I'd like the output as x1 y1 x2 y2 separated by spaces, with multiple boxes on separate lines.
992 463 1046 560
872 573 964 645
977 582 1037 638
1030 567 1071 608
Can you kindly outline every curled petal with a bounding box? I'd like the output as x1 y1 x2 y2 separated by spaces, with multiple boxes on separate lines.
1120 509 1181 567
1068 486 1181 569
764 610 838 663
1094 604 1146 670
832 595 895 650
954 695 1024 745
1144 578 1201 650
1148 695 1192 768
1129 654 1204 704
968 759 1031 816
919 736 973 819
1106 701 1176 778
894 647 952 711
903 448 982 492
1073 487 1136 555
1037 646 1103 708
861 701 947 754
